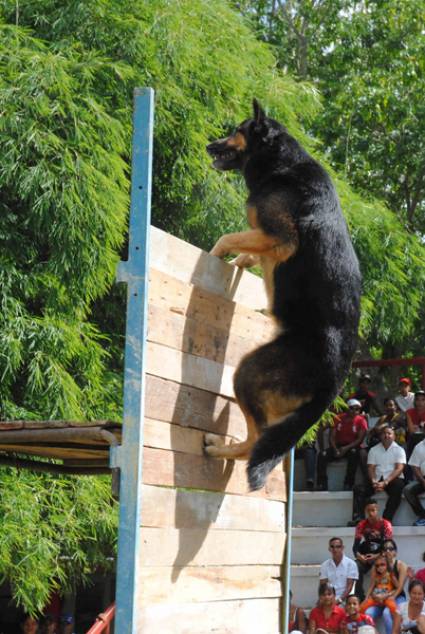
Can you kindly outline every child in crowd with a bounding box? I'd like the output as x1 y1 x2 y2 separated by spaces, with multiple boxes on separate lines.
341 595 375 633
361 555 398 615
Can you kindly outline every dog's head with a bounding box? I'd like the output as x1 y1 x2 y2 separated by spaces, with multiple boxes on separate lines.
206 99 283 171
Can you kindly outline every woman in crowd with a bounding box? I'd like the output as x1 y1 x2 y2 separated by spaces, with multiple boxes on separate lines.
368 399 405 449
361 555 397 634
308 583 345 634
383 539 409 605
392 579 425 634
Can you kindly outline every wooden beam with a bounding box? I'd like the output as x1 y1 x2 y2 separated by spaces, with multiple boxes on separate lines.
140 484 285 532
137 565 282 603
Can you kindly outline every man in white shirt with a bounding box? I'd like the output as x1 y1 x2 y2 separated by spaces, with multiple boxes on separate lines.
404 438 425 526
319 536 359 603
395 377 415 413
350 426 406 523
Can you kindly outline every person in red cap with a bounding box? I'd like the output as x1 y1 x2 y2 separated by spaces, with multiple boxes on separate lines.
395 378 415 413
317 399 368 491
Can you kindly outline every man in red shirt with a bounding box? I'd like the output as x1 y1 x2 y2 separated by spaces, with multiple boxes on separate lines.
317 399 368 491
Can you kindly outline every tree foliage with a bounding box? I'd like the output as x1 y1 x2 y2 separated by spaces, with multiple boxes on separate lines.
0 0 425 612
234 0 425 231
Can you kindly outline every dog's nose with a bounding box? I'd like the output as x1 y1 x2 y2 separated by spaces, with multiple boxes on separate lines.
206 142 217 155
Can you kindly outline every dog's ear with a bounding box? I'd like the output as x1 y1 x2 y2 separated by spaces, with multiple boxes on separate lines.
253 98 265 124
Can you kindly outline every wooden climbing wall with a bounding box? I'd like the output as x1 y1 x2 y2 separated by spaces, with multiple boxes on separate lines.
138 226 287 633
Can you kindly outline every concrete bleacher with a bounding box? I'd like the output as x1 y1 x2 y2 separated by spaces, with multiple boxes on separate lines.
291 457 425 611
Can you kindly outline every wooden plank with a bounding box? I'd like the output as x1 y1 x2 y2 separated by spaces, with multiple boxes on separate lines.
137 564 282 603
148 268 274 341
147 341 235 397
0 427 115 444
144 418 226 456
150 226 268 310
145 375 246 438
0 444 107 459
142 446 286 501
139 598 282 633
148 303 260 367
138 526 286 567
141 485 285 532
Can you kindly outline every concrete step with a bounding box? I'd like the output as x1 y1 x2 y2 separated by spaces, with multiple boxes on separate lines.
291 564 320 608
291 525 425 566
293 491 425 527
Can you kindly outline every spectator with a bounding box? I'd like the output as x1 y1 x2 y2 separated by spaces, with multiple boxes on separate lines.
383 539 409 606
369 399 406 448
395 378 415 414
320 536 359 604
351 427 406 524
361 555 397 634
40 616 57 634
350 374 382 417
341 595 375 634
404 438 425 526
414 553 425 587
351 498 393 600
289 590 307 633
317 399 368 491
392 579 425 634
20 614 39 634
406 392 425 456
295 441 316 491
308 583 346 634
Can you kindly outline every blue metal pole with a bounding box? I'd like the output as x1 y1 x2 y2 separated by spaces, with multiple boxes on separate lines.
111 87 154 634
283 448 295 633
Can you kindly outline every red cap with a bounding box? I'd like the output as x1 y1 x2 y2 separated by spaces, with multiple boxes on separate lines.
399 377 411 385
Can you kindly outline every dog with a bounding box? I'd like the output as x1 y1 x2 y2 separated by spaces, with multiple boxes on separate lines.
204 99 361 491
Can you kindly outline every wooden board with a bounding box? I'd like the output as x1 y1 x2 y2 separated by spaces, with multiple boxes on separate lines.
140 485 285 532
148 302 259 368
145 374 246 438
148 267 274 344
143 418 227 456
139 527 286 567
150 226 268 310
146 341 235 397
137 565 282 603
142 446 286 502
0 444 108 460
138 598 282 633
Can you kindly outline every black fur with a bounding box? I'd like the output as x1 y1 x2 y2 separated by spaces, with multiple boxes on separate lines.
207 100 361 490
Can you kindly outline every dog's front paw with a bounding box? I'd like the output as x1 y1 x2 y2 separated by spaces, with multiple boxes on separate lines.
210 237 228 258
229 254 259 268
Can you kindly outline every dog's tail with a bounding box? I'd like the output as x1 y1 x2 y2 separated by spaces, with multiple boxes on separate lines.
247 392 333 491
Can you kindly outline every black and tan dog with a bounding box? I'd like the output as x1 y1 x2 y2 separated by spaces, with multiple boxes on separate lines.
204 99 361 491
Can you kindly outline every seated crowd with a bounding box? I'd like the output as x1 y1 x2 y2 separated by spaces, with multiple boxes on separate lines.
292 375 425 634
299 374 425 528
290 499 425 633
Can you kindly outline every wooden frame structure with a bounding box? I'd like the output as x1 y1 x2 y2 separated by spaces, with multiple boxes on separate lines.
0 88 289 632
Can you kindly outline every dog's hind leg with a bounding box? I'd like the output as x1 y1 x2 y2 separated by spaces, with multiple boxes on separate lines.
204 407 259 460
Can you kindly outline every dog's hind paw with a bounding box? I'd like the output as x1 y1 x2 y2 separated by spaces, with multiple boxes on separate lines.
203 433 224 457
